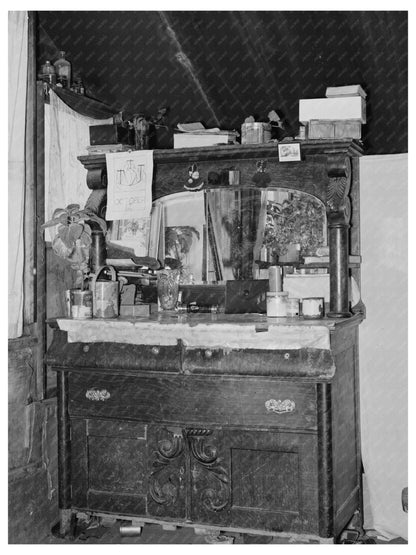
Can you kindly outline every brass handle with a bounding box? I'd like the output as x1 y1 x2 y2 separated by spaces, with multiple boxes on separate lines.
265 399 295 414
204 349 213 358
151 346 160 355
86 388 111 402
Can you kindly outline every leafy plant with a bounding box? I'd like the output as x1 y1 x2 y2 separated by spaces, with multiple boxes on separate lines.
42 203 107 289
165 226 200 262
262 192 326 258
165 226 200 282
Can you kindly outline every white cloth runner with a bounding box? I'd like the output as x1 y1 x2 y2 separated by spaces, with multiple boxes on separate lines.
57 318 331 350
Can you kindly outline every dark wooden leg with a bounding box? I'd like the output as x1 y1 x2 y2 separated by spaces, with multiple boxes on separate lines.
337 510 376 544
59 509 74 537
56 370 72 536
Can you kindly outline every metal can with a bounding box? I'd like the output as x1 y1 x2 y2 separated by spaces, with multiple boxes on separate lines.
266 291 288 317
241 122 272 144
302 297 325 319
70 289 93 320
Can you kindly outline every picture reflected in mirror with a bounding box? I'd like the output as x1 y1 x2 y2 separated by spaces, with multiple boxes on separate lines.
157 188 327 284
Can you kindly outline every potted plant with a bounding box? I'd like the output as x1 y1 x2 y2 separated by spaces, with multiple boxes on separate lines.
262 192 326 263
42 203 107 289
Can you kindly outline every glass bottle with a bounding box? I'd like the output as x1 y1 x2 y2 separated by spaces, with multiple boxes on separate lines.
75 74 85 95
54 51 71 89
39 60 56 85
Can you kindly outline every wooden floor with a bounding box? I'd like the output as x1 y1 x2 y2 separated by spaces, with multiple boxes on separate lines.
43 520 312 544
40 519 407 545
9 469 406 545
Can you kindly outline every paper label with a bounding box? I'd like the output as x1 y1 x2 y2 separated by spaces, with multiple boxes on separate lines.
105 151 153 221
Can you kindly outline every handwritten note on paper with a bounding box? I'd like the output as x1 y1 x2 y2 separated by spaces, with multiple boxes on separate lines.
105 150 153 221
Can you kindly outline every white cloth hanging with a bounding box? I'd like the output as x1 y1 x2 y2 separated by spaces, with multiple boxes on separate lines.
44 90 112 238
8 11 28 338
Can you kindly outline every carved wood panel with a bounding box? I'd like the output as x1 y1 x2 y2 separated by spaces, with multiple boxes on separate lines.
146 424 320 533
147 425 187 519
187 428 231 524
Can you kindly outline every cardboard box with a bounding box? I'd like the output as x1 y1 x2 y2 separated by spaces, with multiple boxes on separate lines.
174 132 237 149
284 274 330 302
119 304 152 317
299 96 366 124
308 119 362 140
325 84 367 99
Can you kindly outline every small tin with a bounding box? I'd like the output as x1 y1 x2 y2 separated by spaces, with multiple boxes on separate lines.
287 297 300 317
302 297 325 319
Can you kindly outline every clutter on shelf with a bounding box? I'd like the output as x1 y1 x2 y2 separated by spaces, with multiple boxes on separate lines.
299 84 366 140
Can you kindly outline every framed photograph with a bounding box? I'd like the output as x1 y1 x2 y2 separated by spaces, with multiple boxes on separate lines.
278 142 301 162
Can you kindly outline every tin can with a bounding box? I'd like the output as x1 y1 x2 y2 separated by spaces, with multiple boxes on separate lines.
70 289 93 320
302 297 325 319
266 291 288 317
241 122 272 144
91 265 120 318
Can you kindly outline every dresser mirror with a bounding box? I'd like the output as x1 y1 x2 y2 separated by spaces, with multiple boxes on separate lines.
157 188 327 284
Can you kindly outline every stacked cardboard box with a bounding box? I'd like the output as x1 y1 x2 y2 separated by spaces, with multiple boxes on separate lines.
299 85 366 139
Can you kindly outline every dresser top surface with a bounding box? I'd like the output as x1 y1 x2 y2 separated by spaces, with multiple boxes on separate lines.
55 313 362 351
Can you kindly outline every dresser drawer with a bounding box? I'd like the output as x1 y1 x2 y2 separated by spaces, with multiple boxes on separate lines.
47 331 181 372
68 372 317 431
183 346 335 378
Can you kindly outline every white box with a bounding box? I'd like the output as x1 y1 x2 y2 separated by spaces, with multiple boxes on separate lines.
299 96 366 124
174 132 237 149
284 274 330 303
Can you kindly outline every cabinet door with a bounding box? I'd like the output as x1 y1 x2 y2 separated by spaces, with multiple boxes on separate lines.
71 418 147 516
190 429 320 535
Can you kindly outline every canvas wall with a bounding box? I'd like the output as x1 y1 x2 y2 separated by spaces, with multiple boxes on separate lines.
359 153 408 540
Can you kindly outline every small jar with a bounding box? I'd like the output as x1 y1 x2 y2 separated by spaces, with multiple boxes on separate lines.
39 60 56 85
54 51 71 88
287 297 300 317
266 291 288 317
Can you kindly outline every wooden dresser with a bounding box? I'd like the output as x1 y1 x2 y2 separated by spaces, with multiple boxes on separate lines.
47 139 364 542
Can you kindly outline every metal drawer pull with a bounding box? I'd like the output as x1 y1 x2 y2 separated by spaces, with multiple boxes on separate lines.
265 399 295 414
86 388 111 402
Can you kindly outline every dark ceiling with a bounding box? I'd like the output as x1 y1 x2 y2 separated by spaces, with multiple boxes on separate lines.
36 11 408 154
